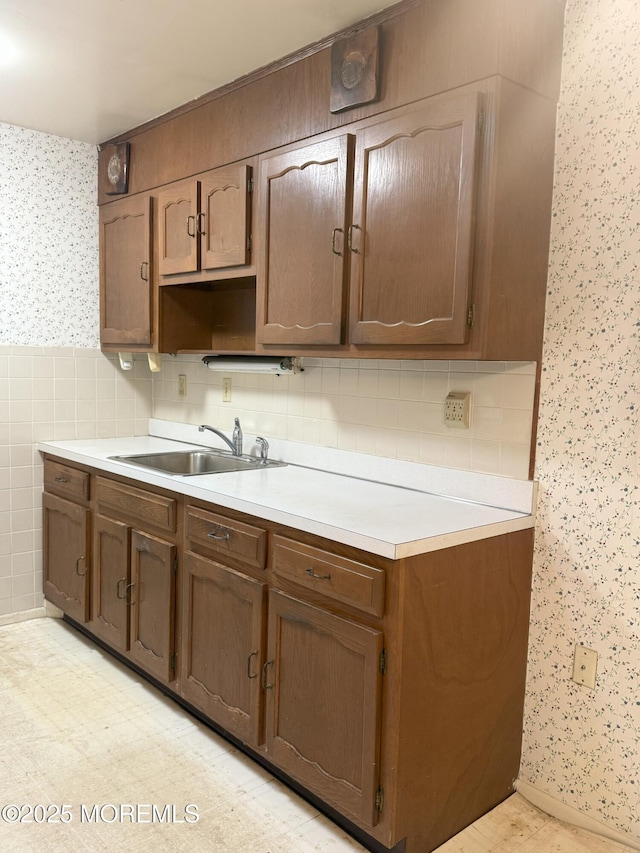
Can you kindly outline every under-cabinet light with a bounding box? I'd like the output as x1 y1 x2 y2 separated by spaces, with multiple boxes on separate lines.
202 356 303 374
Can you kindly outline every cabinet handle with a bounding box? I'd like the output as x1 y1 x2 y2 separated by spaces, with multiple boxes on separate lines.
305 567 331 581
75 556 87 577
207 528 230 541
247 650 259 679
125 582 135 606
186 215 196 237
331 227 343 256
347 224 362 254
54 476 68 483
139 261 149 282
261 660 275 690
197 212 206 235
116 578 127 599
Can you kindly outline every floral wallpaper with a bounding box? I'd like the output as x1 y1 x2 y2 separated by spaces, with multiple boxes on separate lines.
0 123 99 347
520 0 640 840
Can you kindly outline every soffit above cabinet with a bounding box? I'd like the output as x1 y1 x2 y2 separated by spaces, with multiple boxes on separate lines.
0 0 401 144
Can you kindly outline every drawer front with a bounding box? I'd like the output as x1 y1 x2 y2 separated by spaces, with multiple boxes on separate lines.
272 536 385 617
44 459 90 502
96 476 177 534
186 505 267 570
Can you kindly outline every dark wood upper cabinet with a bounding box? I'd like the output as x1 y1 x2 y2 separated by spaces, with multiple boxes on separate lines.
97 0 563 362
348 92 480 346
99 194 152 347
158 165 252 278
157 179 199 275
201 167 252 270
257 91 480 350
256 136 354 345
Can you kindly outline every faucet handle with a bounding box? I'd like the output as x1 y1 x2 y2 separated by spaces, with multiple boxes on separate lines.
232 417 243 456
256 436 269 464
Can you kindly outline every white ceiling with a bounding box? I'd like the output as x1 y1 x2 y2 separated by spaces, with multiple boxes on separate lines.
0 0 397 145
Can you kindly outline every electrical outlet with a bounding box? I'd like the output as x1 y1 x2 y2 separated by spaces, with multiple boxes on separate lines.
445 391 471 428
572 644 598 690
222 377 232 402
178 374 187 397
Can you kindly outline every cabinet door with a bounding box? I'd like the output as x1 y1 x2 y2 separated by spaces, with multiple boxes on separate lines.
43 492 91 622
129 530 176 683
349 92 480 345
180 552 267 747
157 179 199 275
264 590 383 827
100 195 152 347
91 515 130 653
201 166 252 270
257 135 354 345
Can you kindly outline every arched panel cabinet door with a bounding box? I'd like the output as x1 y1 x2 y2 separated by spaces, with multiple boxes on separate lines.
264 589 383 828
100 193 153 347
129 529 177 684
157 179 200 276
43 491 91 623
348 91 480 346
157 166 253 278
256 134 355 346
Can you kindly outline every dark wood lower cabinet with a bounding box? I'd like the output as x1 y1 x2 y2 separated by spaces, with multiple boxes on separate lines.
91 514 130 652
264 590 383 827
42 457 534 853
129 530 177 683
43 491 91 623
179 551 267 747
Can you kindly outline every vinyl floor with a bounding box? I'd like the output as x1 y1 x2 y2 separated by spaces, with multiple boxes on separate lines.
0 617 635 853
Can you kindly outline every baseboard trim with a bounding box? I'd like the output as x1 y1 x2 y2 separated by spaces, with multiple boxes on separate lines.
516 780 640 851
0 607 48 628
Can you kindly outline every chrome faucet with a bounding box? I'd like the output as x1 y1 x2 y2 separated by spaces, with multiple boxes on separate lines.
199 418 243 456
255 436 269 464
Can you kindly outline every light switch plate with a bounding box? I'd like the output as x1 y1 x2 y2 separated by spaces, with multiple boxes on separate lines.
572 644 598 689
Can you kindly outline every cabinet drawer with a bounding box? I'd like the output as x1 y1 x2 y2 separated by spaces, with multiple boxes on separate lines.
272 536 385 617
186 505 267 571
96 476 177 533
44 459 90 502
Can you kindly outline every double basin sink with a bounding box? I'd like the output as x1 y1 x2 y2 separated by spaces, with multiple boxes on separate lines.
110 448 286 476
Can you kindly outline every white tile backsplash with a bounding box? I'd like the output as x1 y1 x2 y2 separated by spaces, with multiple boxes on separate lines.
152 355 536 479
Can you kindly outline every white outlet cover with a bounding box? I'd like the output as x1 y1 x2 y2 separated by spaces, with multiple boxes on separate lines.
572 644 598 689
445 391 471 428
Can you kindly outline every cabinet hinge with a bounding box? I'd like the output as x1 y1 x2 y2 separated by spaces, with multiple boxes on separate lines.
247 177 254 194
375 786 384 813
171 653 177 672
247 234 252 254
172 556 178 574
467 304 475 329
478 111 484 133
379 649 387 675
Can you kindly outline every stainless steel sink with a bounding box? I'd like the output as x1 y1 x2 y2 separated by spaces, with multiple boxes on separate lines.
109 449 286 476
